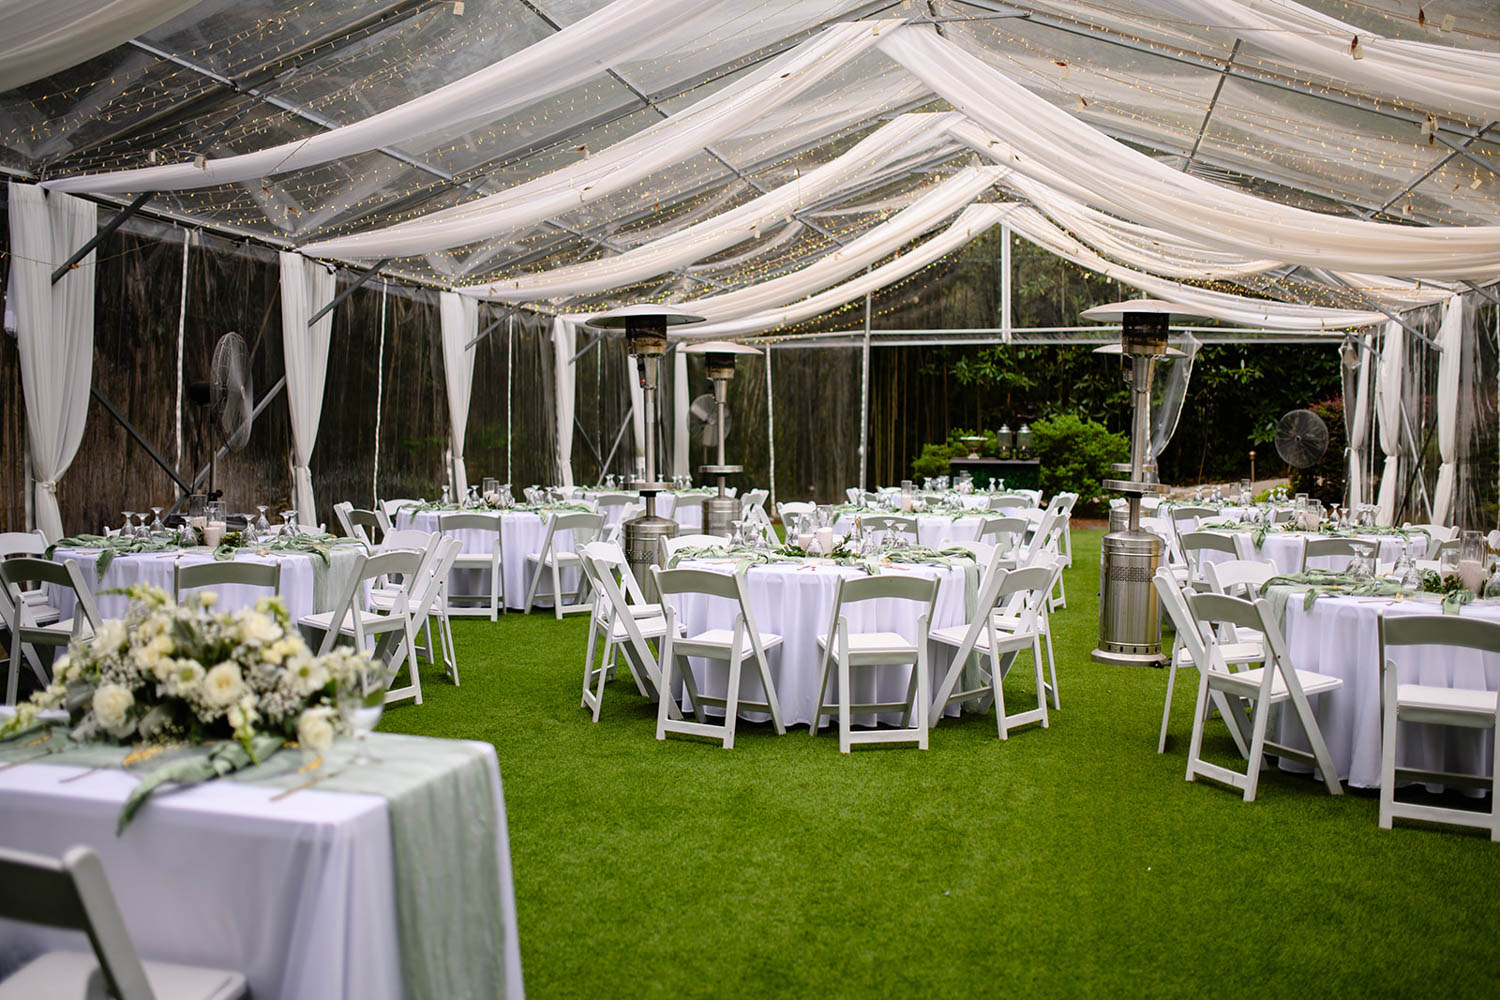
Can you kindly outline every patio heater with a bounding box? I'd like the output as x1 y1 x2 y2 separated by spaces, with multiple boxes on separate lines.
585 304 705 599
682 340 760 537
1083 300 1196 667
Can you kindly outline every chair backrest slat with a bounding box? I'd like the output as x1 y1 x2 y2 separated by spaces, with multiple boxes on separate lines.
175 559 281 599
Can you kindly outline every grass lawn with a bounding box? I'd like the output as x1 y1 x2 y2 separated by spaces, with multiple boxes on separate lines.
380 528 1500 998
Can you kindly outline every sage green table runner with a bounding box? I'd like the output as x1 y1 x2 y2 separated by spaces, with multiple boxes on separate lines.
0 730 514 1000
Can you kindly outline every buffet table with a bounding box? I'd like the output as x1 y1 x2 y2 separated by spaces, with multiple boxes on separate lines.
0 732 523 999
1267 589 1500 788
669 556 974 728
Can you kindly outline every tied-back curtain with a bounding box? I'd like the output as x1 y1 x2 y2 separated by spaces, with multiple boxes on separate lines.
6 182 96 543
1431 294 1464 525
279 252 335 525
551 318 576 488
439 292 479 496
1374 320 1405 524
1347 342 1372 509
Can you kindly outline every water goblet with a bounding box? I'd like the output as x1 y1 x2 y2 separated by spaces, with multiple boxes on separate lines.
255 506 271 534
440 484 452 505
281 510 298 538
150 506 166 534
120 511 135 538
338 661 391 766
134 512 150 540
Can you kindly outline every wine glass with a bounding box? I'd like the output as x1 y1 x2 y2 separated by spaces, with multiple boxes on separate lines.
150 506 165 534
440 484 452 505
134 512 150 540
281 510 298 538
338 661 391 766
255 506 271 534
120 511 135 538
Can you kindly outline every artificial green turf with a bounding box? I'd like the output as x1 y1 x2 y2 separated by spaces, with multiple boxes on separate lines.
380 529 1500 998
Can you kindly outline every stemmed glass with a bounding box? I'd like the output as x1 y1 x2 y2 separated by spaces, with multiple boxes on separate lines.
440 484 452 505
134 512 150 540
281 510 299 538
338 661 391 766
255 506 271 534
150 506 165 535
120 511 135 538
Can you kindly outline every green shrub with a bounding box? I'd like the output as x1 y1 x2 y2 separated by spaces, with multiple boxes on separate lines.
1030 413 1129 514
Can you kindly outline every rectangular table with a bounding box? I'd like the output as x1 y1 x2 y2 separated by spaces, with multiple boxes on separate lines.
0 733 524 999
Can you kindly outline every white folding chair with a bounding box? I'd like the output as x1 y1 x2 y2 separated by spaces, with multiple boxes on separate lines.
1179 530 1242 592
401 536 462 687
862 514 919 545
0 531 60 626
1204 558 1276 600
1378 614 1500 839
438 511 505 621
653 566 785 749
299 548 427 706
987 492 1037 512
173 559 281 602
1183 591 1344 801
660 533 730 564
740 489 769 520
975 515 1028 555
1047 492 1078 609
1167 504 1216 556
1153 568 1260 756
380 497 422 525
0 844 248 1000
929 558 1056 740
776 501 815 525
1401 523 1455 559
332 501 356 539
811 573 938 753
602 502 644 545
593 492 637 525
523 512 604 619
576 542 678 721
0 557 100 706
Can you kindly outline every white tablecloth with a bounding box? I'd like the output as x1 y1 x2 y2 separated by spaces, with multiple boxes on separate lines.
400 509 585 611
669 559 972 728
49 547 333 621
0 738 522 1000
1198 530 1424 574
1271 592 1500 788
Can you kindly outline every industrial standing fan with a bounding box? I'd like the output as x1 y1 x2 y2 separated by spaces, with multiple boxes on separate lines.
1274 408 1330 469
188 332 254 499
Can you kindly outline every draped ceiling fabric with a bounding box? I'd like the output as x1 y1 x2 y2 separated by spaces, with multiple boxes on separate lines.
5 182 96 542
279 253 336 526
0 0 200 93
439 292 480 497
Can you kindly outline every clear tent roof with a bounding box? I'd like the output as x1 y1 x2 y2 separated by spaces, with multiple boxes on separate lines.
3 0 1496 313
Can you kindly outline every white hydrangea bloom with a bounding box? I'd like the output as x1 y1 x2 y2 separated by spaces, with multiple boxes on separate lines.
89 620 127 656
237 610 282 645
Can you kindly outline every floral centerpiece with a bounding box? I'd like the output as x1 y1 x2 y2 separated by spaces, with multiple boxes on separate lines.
0 583 370 831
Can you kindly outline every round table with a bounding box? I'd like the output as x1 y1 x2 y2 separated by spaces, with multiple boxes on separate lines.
49 545 364 621
1269 588 1500 788
1198 529 1425 574
398 508 585 611
830 512 984 549
574 491 707 529
669 557 974 728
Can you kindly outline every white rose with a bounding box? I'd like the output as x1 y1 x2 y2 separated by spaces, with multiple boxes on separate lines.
91 684 134 734
201 662 245 708
263 637 303 665
90 620 126 656
164 660 204 697
237 611 282 645
297 708 335 753
198 590 218 609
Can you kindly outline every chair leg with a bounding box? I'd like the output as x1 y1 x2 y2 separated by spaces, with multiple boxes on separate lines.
1032 636 1049 729
523 560 543 614
915 643 930 750
441 612 458 685
723 646 743 750
1158 656 1181 754
1185 672 1213 783
837 656 852 755
1378 673 1397 830
551 561 564 621
1242 697 1272 802
582 616 601 710
655 641 677 742
810 646 833 735
1043 620 1059 710
990 647 1009 740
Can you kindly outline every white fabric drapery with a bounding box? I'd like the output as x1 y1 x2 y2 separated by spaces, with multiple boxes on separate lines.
463 113 966 300
6 182 96 543
1430 294 1464 525
43 0 718 195
887 30 1500 280
439 292 479 497
279 252 336 526
1152 0 1500 122
302 20 900 259
683 205 1014 339
1374 321 1405 525
0 0 200 93
1004 208 1386 330
551 318 576 488
1347 341 1372 510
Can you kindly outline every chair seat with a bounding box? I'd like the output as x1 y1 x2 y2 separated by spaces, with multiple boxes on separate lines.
451 553 499 569
1216 666 1343 700
1175 640 1263 667
680 628 782 653
608 614 676 641
929 623 1036 653
526 552 581 568
814 631 919 656
299 609 404 634
1395 683 1498 717
0 950 246 1000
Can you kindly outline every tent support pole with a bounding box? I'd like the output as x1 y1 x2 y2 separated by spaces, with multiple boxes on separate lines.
1463 280 1500 308
50 192 151 284
307 258 389 327
766 346 776 513
1000 223 1012 344
597 405 635 485
90 386 193 494
1182 39 1239 172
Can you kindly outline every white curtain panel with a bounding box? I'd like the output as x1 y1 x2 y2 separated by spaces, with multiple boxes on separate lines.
1430 294 1464 525
6 182 96 542
889 30 1500 280
1005 208 1386 330
279 252 336 525
439 292 479 497
1374 320 1405 524
0 0 199 93
682 204 1013 339
463 112 967 300
673 349 689 478
1347 344 1372 509
674 166 1005 322
301 20 900 259
551 318 576 488
1152 0 1500 122
42 0 718 195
